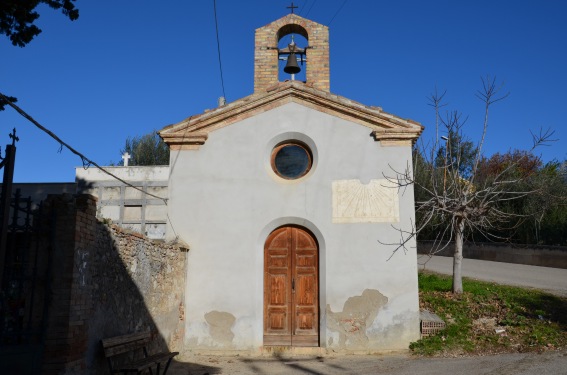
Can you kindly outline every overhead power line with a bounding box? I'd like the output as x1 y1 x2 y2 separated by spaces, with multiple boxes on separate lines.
298 0 309 16
329 0 348 25
213 0 227 100
304 0 318 17
0 91 168 204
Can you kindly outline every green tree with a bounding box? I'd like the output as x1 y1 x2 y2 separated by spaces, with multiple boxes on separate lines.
500 159 567 245
0 95 17 111
119 131 170 166
435 129 478 179
0 0 79 47
417 148 567 246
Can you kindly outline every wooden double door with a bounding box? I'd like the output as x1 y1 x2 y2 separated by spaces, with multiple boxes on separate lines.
263 226 319 347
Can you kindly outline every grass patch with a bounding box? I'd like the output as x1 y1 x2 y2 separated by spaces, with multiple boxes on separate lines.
411 272 567 356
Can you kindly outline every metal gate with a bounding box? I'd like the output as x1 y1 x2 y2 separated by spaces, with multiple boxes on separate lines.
0 189 52 373
0 130 53 373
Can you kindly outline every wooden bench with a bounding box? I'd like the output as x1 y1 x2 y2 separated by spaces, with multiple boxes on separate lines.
101 332 179 374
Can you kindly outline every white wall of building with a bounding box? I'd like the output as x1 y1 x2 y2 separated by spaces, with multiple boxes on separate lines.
76 166 169 183
76 166 169 239
167 102 420 351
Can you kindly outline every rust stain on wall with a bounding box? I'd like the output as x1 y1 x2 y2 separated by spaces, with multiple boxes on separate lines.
326 289 388 348
204 311 236 345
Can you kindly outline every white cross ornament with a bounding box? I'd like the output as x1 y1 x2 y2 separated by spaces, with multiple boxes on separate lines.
122 152 131 167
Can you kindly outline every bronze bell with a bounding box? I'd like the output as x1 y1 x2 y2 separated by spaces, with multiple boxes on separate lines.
284 52 301 74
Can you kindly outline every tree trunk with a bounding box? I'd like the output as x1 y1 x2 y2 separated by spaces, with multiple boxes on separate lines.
452 219 465 294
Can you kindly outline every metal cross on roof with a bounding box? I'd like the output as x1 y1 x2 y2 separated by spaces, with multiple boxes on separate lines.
287 2 298 14
9 128 19 146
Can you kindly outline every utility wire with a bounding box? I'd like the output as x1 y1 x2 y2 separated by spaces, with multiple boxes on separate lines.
0 91 168 204
213 0 227 100
304 0 317 17
329 0 348 25
298 0 309 15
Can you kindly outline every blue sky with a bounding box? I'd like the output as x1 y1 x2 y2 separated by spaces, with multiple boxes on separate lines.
1 0 565 182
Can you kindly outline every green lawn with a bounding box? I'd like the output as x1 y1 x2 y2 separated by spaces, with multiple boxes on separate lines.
412 272 567 356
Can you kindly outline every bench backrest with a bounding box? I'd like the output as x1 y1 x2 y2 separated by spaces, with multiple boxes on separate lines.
101 332 152 358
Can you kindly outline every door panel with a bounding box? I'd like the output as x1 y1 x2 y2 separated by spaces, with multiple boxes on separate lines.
292 227 318 345
264 226 319 347
264 228 292 345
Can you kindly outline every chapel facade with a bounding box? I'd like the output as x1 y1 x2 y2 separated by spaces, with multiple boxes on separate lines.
160 13 423 352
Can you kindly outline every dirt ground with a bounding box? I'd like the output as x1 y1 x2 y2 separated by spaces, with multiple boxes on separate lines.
165 350 567 375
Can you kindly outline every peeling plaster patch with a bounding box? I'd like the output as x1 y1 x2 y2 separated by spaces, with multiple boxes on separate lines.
204 311 236 345
326 289 388 348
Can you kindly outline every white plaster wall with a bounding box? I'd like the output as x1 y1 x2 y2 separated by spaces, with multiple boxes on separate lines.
76 166 170 182
167 102 420 351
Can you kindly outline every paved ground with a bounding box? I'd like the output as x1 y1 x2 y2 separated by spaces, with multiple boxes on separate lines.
167 351 567 374
418 255 567 297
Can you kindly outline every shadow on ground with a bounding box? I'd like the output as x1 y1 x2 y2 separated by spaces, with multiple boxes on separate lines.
170 354 365 375
514 292 567 330
240 355 347 375
167 359 222 374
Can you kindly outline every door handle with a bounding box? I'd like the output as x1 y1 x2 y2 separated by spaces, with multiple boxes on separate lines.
292 278 295 292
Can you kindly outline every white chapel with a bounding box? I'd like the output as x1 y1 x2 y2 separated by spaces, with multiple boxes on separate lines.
159 13 423 352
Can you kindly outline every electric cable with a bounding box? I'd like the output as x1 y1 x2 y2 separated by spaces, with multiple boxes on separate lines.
329 0 348 25
298 0 308 15
0 91 168 204
305 0 317 17
213 0 227 100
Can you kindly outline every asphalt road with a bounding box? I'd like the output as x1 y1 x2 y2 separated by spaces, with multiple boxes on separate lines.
418 255 567 297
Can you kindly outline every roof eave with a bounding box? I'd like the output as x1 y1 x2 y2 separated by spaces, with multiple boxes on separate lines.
160 82 423 149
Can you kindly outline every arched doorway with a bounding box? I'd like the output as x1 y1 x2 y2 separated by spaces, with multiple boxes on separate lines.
263 226 319 347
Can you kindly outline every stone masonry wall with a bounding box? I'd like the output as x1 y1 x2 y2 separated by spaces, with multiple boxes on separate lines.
38 194 186 374
86 224 187 373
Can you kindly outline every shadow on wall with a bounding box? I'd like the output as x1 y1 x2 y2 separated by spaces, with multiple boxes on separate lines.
3 193 218 374
76 196 217 374
84 222 175 373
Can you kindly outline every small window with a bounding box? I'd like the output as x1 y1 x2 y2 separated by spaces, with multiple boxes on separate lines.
271 142 312 179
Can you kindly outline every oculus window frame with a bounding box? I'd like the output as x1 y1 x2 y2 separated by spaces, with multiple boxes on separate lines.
270 141 313 180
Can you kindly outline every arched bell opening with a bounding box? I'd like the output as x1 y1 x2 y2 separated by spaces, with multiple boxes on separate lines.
277 24 308 83
254 15 329 93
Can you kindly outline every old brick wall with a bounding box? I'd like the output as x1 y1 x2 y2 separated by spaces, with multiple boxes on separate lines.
41 194 96 375
38 194 186 374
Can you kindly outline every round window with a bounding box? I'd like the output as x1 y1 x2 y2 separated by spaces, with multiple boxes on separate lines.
271 142 312 179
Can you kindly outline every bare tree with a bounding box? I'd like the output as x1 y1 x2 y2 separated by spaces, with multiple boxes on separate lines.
384 77 555 294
